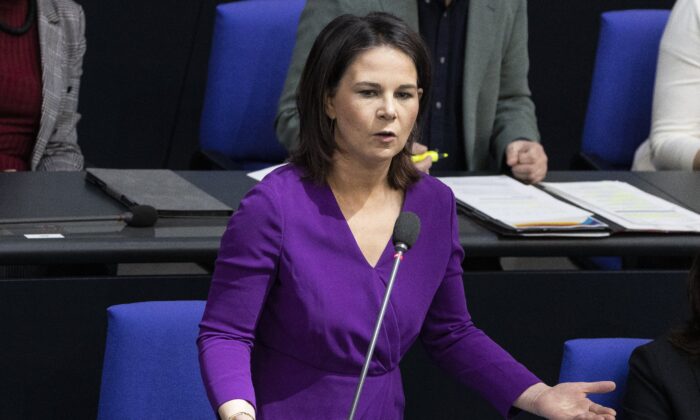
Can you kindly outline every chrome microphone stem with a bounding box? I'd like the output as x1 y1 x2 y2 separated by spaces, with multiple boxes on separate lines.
348 243 407 420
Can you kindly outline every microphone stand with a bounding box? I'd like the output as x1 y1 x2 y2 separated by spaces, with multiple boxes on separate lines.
347 242 408 420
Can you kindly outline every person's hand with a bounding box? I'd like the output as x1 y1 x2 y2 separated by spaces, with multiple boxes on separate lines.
505 140 548 184
411 142 432 174
524 381 617 420
218 399 255 420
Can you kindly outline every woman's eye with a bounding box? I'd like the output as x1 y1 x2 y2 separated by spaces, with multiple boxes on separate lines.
359 90 377 97
396 92 413 100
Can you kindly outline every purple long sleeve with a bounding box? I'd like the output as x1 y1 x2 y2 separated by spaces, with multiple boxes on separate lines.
197 165 540 419
198 181 283 410
419 194 540 417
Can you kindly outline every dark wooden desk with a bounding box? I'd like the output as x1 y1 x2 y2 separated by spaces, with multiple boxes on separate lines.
0 171 254 264
0 170 697 264
1 171 694 419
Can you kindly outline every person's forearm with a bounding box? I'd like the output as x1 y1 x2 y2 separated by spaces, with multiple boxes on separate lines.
693 149 700 170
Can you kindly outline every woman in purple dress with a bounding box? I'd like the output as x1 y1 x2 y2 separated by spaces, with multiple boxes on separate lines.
198 12 616 420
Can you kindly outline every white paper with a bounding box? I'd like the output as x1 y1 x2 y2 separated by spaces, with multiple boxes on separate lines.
247 163 287 181
438 175 592 228
542 181 700 232
24 233 64 239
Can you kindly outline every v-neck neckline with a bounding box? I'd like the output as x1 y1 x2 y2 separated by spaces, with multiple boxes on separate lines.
324 183 409 270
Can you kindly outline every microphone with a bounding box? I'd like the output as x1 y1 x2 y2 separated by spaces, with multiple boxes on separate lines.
392 211 421 253
0 205 158 228
348 211 421 420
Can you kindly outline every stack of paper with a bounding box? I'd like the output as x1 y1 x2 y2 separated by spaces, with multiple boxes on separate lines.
247 163 287 181
541 181 700 233
438 176 609 237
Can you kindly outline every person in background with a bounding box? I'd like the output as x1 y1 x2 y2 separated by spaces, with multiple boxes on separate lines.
200 13 615 420
276 0 548 183
632 0 700 171
0 0 85 172
622 256 700 418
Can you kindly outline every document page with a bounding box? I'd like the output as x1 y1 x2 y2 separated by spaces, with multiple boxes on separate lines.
542 181 700 232
247 163 287 181
438 176 592 228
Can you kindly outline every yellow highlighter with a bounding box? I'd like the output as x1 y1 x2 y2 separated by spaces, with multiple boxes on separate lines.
411 150 449 163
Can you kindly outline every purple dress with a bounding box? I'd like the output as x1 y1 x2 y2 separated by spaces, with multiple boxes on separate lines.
198 165 539 419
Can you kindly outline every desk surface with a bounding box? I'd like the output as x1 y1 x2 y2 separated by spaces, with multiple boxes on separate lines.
0 170 697 264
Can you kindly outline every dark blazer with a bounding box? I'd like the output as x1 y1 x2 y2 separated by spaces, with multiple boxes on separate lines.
275 0 540 171
622 337 700 419
32 0 85 171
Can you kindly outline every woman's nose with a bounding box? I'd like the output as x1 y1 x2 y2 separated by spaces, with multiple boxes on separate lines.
377 98 397 120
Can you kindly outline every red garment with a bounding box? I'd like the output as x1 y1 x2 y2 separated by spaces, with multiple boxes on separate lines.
0 0 42 171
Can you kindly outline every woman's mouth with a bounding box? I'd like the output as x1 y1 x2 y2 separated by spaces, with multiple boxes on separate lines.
374 131 397 141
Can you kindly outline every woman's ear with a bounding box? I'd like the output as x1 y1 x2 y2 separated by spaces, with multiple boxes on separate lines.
417 88 423 100
324 94 336 120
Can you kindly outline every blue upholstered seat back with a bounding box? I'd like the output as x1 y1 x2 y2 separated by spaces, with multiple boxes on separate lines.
581 10 670 169
559 337 651 409
199 0 306 168
97 301 210 420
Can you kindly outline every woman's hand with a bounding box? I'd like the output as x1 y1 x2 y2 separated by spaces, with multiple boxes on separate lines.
516 381 617 419
218 399 256 420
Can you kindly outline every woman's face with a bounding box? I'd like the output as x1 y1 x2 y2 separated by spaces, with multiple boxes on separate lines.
325 46 422 166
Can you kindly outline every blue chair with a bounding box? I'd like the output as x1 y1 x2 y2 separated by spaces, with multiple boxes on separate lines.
558 338 651 410
196 0 306 170
576 10 670 270
579 10 670 170
97 301 211 420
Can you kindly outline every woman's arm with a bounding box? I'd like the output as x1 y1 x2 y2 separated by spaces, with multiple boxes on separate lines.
198 182 284 417
419 193 540 418
649 0 700 171
421 193 616 418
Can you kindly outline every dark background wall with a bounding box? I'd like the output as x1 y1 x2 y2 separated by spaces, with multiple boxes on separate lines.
73 0 675 170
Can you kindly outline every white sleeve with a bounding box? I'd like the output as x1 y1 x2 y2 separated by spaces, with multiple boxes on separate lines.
649 0 700 170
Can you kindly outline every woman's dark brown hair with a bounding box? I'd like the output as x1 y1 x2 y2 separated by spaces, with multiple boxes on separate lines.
669 255 700 358
289 12 431 190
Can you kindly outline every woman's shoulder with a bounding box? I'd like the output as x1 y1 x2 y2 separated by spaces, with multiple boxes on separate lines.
44 0 84 19
252 163 321 202
631 336 697 374
257 163 304 188
410 173 455 203
404 174 458 227
40 0 85 46
632 337 672 362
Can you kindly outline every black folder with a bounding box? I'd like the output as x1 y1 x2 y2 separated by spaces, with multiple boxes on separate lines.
85 168 233 217
456 203 612 237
